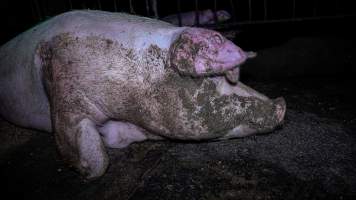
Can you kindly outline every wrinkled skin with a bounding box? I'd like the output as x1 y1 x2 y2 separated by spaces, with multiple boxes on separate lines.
169 28 255 84
170 28 248 76
0 10 286 179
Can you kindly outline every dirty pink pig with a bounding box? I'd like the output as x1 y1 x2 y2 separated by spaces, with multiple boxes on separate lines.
0 10 286 179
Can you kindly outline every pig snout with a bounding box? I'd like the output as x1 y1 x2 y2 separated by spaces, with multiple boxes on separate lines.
253 96 286 133
274 97 287 125
223 96 286 139
215 40 247 69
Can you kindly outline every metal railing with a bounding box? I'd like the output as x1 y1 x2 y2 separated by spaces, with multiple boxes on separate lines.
29 0 356 28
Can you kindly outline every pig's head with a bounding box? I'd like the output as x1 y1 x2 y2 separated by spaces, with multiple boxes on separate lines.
169 28 248 76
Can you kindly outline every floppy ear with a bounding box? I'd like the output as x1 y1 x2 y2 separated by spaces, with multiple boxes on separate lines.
169 28 251 79
169 31 200 76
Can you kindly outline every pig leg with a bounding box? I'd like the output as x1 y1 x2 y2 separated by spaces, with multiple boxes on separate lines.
98 120 162 148
53 112 109 179
45 69 109 179
41 44 110 179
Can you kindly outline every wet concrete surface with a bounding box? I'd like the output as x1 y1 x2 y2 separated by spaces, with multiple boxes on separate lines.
1 77 356 200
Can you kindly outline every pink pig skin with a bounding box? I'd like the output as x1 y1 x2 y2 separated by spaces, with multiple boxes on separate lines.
0 10 285 179
169 28 248 76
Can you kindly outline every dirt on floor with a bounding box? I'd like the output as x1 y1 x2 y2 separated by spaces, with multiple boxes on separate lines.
1 77 356 200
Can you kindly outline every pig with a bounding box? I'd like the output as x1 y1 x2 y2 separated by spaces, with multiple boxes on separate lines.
0 10 286 179
225 51 257 84
161 9 231 26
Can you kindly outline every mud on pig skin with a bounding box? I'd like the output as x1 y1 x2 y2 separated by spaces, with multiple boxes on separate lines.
0 10 286 179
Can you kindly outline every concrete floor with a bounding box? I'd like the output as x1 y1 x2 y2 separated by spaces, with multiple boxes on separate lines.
1 77 355 200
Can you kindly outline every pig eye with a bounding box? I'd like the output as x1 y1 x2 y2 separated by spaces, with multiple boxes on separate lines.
212 34 224 45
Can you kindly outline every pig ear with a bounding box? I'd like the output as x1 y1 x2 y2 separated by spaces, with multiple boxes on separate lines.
169 32 199 76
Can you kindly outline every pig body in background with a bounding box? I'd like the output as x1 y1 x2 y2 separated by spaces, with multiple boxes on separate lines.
0 10 285 179
162 9 231 26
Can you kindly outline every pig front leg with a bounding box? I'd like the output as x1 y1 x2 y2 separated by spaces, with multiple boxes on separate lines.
53 110 109 179
44 70 109 179
40 36 113 179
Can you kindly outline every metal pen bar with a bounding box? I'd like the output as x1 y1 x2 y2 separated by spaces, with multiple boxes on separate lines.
213 0 218 24
81 1 87 9
292 0 296 18
113 0 118 12
229 0 236 22
97 0 102 10
33 0 42 21
264 0 268 20
68 0 73 10
117 0 121 12
334 0 338 15
129 0 135 14
145 0 150 16
195 0 200 26
177 0 182 26
42 0 49 18
30 0 38 21
201 13 356 29
313 0 318 17
151 0 158 19
41 0 47 18
248 0 252 21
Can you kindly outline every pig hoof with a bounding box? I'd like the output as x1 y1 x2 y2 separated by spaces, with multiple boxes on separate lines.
274 97 286 124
